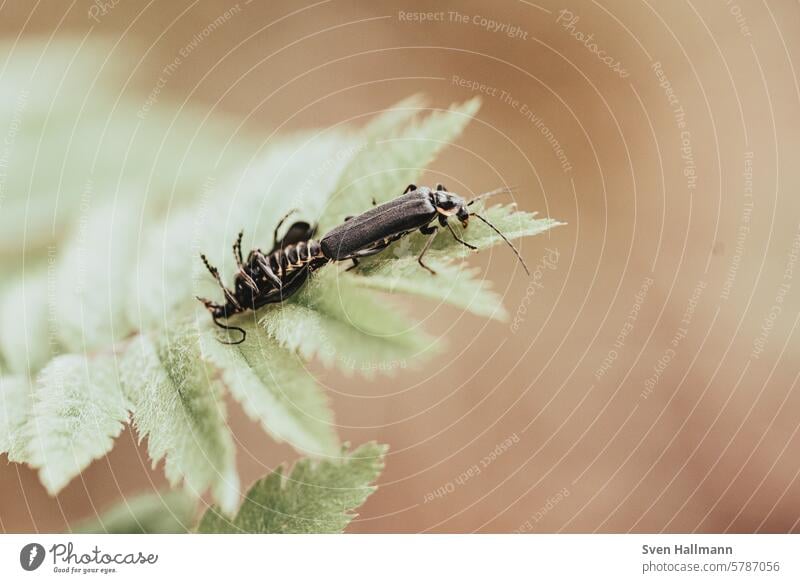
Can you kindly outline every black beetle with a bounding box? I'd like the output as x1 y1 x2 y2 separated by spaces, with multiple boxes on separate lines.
199 184 528 344
320 183 530 275
197 212 327 344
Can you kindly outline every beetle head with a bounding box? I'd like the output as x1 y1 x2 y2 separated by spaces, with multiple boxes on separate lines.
431 186 470 227
439 184 533 276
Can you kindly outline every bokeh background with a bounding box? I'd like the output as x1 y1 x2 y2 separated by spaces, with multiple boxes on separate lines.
1 0 800 533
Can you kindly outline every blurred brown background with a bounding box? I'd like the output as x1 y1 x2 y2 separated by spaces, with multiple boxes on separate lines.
2 0 800 533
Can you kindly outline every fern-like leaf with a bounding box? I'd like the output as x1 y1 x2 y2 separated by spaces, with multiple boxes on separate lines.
122 330 240 515
54 199 142 351
348 259 508 320
319 97 482 232
18 354 130 494
262 267 438 374
349 203 564 316
0 41 562 523
72 490 196 534
197 442 386 533
198 321 339 458
0 270 59 375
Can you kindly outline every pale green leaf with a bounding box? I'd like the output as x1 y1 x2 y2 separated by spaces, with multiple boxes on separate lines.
0 270 62 374
54 198 142 351
19 354 130 494
437 203 565 258
0 109 257 274
125 212 206 332
125 131 354 331
319 97 482 232
349 259 508 320
0 37 562 514
233 131 359 227
72 490 196 534
348 203 563 317
358 94 428 141
198 320 338 457
0 36 261 270
262 267 438 374
122 329 239 515
197 442 386 533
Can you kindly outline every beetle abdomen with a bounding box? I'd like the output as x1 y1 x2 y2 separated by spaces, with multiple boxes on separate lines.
320 194 436 260
270 239 325 276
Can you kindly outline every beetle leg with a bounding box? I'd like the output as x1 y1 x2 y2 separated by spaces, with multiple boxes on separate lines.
200 254 241 309
445 221 477 250
345 258 360 272
196 296 246 344
233 231 245 266
340 231 410 269
255 254 284 289
417 226 438 275
251 267 310 308
238 269 258 292
196 296 225 314
403 184 417 194
214 319 247 345
273 209 299 248
342 238 395 262
233 232 259 292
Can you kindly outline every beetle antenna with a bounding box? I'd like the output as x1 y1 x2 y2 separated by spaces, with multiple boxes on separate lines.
212 315 246 345
467 185 518 207
471 212 530 276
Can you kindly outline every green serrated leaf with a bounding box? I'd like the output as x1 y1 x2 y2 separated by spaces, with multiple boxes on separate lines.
358 94 428 141
0 270 61 375
319 97 482 232
198 320 338 457
237 131 359 226
348 203 563 317
262 267 438 374
122 330 239 515
72 490 197 534
54 199 142 351
349 259 508 320
0 105 257 273
440 203 565 258
197 442 386 533
18 354 131 494
0 36 563 515
126 131 354 332
0 36 262 272
358 203 563 267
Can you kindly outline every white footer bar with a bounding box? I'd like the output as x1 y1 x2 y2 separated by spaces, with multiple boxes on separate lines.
1 534 797 582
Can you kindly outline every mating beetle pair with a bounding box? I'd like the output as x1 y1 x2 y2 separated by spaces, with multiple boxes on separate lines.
198 184 529 344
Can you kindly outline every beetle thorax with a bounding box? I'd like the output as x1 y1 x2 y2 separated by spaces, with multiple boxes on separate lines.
430 189 470 226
